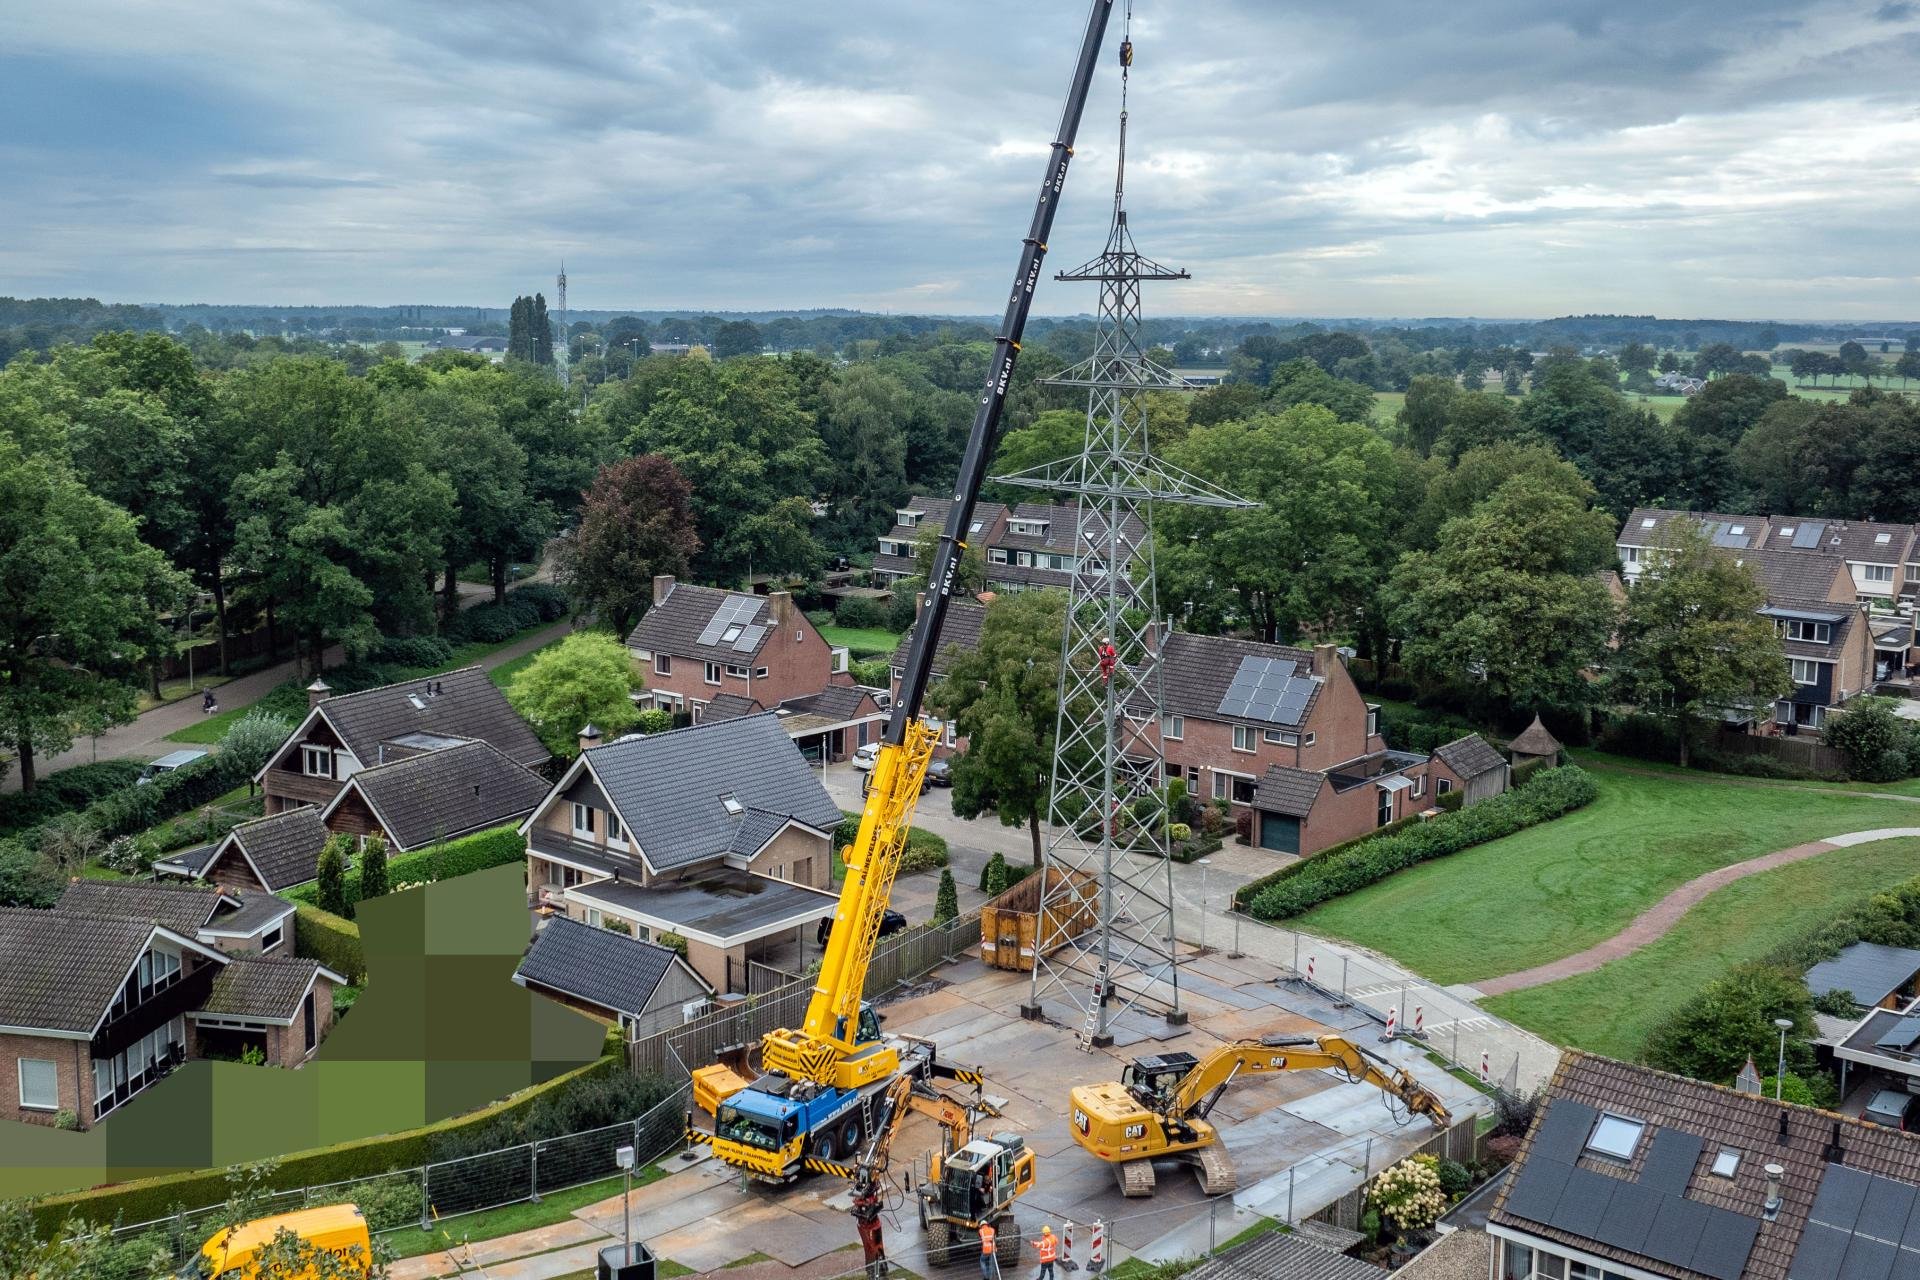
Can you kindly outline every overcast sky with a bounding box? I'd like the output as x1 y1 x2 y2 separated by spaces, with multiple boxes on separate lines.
4 0 1918 319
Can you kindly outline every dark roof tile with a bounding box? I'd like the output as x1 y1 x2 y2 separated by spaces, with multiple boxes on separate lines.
514 916 694 1019
339 740 548 851
1434 734 1507 779
57 880 225 937
317 666 547 770
0 909 195 1033
1253 765 1324 818
199 956 332 1022
228 806 332 891
890 599 988 680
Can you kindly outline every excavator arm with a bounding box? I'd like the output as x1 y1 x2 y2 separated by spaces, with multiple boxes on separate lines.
1171 1034 1452 1128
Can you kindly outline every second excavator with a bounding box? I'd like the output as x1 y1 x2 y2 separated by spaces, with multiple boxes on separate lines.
1068 1033 1452 1196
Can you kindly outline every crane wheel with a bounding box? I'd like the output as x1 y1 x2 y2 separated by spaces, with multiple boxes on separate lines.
1194 1146 1238 1196
996 1218 1024 1267
924 1219 954 1268
1116 1160 1155 1198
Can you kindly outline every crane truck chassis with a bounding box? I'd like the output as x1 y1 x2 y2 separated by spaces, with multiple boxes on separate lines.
1069 1033 1454 1197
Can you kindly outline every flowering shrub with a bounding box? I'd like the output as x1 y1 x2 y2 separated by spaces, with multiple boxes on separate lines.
1368 1154 1446 1233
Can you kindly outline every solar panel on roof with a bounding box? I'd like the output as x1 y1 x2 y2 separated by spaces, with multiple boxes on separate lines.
1877 1018 1920 1051
732 624 766 653
1647 1195 1712 1269
1795 521 1828 549
1550 1168 1618 1238
1594 1181 1661 1255
1503 1157 1572 1224
1816 1166 1877 1233
1217 655 1316 727
1531 1099 1597 1165
1641 1128 1704 1196
1839 1235 1899 1280
1792 1224 1854 1280
1690 1210 1761 1280
1861 1172 1919 1243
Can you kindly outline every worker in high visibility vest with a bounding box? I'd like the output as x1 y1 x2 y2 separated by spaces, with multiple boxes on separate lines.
1036 1225 1058 1280
978 1222 998 1279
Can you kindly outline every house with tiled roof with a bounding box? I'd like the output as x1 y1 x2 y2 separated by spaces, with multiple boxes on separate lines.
873 498 1008 584
625 576 882 761
1492 1050 1920 1280
57 880 295 958
319 739 549 853
255 666 547 818
520 714 843 993
157 806 332 895
873 495 1147 593
511 916 711 1039
0 897 342 1129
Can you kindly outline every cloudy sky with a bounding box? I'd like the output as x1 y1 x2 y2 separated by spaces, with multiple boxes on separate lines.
4 0 1918 318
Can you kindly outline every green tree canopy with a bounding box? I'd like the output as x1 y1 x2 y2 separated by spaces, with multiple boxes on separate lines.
508 631 641 755
555 454 701 641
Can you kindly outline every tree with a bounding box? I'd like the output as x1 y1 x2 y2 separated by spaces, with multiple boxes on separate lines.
711 320 763 360
1671 373 1787 444
1264 359 1376 424
985 409 1083 504
1614 520 1791 767
726 496 826 581
1430 392 1521 462
555 455 701 640
1823 698 1916 782
1896 351 1920 388
1390 474 1617 716
930 591 1069 866
913 529 986 595
507 631 642 754
1657 351 1680 374
1645 962 1814 1083
507 296 532 363
818 364 909 542
1502 364 1524 395
1186 382 1264 428
0 1201 112 1280
1617 342 1656 375
0 439 185 789
1839 340 1870 375
933 867 959 924
0 842 61 908
531 294 553 366
1395 375 1456 457
316 836 352 918
358 833 390 900
401 375 534 609
981 851 1010 896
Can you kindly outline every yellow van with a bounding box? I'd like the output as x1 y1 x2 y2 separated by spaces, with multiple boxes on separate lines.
194 1204 372 1278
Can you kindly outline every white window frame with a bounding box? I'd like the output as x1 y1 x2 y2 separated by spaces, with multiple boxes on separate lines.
1366 705 1379 737
1264 729 1299 746
1863 563 1896 583
1411 774 1425 799
1437 777 1453 795
1790 658 1821 686
1231 725 1256 753
302 745 333 778
571 802 596 838
704 661 722 685
989 548 1010 565
1781 619 1832 643
654 654 672 676
18 1058 58 1112
606 811 627 848
1161 714 1183 740
724 663 749 679
755 667 769 679
261 924 283 952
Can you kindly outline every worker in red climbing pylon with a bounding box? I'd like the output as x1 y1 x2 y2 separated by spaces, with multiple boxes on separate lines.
1098 638 1117 684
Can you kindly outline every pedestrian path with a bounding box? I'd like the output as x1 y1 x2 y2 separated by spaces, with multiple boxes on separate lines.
1473 826 1920 996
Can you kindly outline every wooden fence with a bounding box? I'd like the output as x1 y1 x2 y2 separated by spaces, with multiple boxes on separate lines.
629 913 981 1079
1713 728 1848 775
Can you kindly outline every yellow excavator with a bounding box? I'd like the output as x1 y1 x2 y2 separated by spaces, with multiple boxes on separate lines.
689 0 1123 1185
1069 1033 1453 1196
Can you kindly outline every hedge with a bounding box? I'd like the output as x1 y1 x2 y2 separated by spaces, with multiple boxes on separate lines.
1245 765 1599 920
834 812 949 873
0 760 146 836
294 902 365 984
31 1057 619 1235
285 824 525 909
1233 814 1421 910
52 749 254 846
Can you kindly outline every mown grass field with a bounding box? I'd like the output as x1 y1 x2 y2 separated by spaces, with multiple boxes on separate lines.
1484 836 1920 1060
1292 767 1919 986
819 624 901 657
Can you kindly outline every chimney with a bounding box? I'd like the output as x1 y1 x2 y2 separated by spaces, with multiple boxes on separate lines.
307 678 332 708
1312 643 1339 677
652 574 676 606
579 723 603 754
1763 1164 1785 1220
768 591 794 629
434 680 444 696
914 591 927 623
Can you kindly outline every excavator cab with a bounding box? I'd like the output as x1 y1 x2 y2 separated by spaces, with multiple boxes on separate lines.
930 1135 1033 1226
1121 1053 1197 1111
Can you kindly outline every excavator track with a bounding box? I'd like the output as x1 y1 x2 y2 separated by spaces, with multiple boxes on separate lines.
1192 1145 1237 1196
1116 1160 1156 1197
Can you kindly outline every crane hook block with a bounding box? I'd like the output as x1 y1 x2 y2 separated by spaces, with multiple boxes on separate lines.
1119 40 1133 68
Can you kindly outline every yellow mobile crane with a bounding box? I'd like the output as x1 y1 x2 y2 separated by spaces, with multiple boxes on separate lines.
1069 1033 1453 1196
691 0 1123 1185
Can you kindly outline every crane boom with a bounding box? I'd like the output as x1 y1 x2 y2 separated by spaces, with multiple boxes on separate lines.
697 0 1120 1182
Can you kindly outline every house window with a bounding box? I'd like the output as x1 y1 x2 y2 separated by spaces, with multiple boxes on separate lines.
1711 1147 1740 1178
1411 774 1425 799
755 667 769 679
720 793 744 816
725 664 749 678
1790 658 1821 685
302 746 333 778
1016 551 1033 567
1161 714 1183 740
690 700 706 724
1377 788 1394 828
607 812 626 847
1437 777 1453 795
1212 771 1229 801
1264 729 1298 746
17 1059 57 1111
571 803 596 838
1232 726 1256 753
1233 776 1255 805
1304 733 1316 746
1864 564 1896 583
303 991 317 1051
1586 1113 1645 1160
944 722 957 748
990 548 1010 565
1779 619 1832 643
721 625 744 644
704 662 722 685
585 907 602 928
261 924 284 952
1366 705 1379 737
654 654 672 676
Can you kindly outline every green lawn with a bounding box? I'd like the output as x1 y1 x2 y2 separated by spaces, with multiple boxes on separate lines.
819 625 901 657
1572 748 1920 799
1371 391 1406 424
1484 837 1920 1059
383 1164 669 1260
1293 767 1919 985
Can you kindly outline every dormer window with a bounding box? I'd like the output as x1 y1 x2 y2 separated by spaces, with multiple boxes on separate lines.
1586 1113 1644 1160
1777 526 1795 538
720 794 744 816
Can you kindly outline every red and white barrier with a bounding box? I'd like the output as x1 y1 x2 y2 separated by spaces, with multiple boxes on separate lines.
1414 1006 1424 1036
1061 1220 1077 1273
1089 1219 1106 1274
1383 1007 1397 1040
1306 955 1315 983
1480 1051 1491 1084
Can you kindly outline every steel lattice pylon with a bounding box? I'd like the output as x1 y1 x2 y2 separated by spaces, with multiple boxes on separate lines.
1001 104 1252 1048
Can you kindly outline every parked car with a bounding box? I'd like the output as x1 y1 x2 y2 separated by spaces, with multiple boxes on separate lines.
191 1203 372 1278
923 757 953 788
1866 1088 1916 1130
139 748 209 785
851 743 881 772
818 908 908 947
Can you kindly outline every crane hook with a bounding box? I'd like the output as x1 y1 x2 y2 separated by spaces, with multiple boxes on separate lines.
1119 40 1133 68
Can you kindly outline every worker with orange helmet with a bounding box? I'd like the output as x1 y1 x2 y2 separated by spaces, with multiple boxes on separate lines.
1036 1226 1058 1280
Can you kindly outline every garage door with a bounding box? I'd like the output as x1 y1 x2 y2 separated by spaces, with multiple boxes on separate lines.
1260 812 1300 854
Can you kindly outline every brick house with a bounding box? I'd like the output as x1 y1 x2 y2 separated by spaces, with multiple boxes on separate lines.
0 902 341 1129
255 666 548 818
58 880 296 958
154 806 331 895
887 597 987 755
1490 1050 1920 1280
521 714 844 994
873 496 1144 593
627 575 885 760
319 739 549 853
512 916 713 1039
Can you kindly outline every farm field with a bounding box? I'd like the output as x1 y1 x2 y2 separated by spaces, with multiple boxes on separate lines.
1291 766 1919 985
1484 836 1920 1060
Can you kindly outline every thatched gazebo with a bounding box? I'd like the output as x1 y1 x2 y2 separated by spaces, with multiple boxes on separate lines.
1508 715 1564 769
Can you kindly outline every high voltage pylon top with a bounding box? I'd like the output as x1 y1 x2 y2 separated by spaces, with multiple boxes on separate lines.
1001 4 1254 1049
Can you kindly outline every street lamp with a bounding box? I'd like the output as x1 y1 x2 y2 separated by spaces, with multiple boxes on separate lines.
1774 1018 1794 1101
615 1144 636 1264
